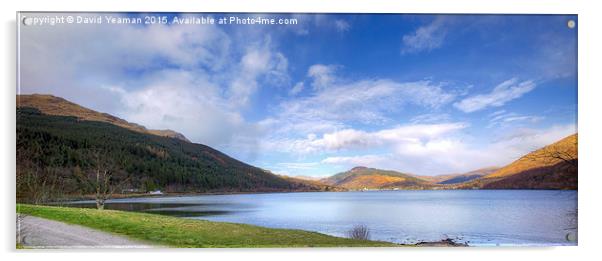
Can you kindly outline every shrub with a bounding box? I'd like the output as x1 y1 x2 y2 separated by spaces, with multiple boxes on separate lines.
347 224 370 240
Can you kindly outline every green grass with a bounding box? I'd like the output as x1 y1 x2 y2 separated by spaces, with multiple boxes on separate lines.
16 204 398 248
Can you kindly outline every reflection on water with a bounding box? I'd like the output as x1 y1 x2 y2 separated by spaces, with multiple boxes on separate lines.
65 202 236 217
66 190 577 246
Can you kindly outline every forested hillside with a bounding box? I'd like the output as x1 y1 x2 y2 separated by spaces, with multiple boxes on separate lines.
18 94 190 142
16 107 324 203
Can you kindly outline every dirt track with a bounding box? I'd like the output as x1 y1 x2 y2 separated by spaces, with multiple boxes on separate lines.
17 215 160 248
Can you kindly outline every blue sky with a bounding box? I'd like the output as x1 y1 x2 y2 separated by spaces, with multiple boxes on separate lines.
19 13 577 176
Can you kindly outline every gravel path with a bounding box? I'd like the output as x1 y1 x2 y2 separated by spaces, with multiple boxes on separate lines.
17 215 161 248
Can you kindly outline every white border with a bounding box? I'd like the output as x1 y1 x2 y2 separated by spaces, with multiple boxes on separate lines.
2 1 601 261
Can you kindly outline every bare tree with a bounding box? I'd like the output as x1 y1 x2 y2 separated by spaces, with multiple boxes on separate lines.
522 138 577 169
16 146 64 204
17 167 64 204
75 150 130 210
347 224 370 240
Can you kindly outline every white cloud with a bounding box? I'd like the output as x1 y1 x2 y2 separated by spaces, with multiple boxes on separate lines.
401 16 449 54
259 67 460 160
289 82 304 96
322 155 389 166
106 70 262 153
487 111 544 128
489 110 507 117
454 78 536 113
288 15 352 36
317 123 576 175
410 113 451 124
278 77 456 127
20 14 233 114
260 117 344 137
412 124 575 174
266 123 467 155
229 37 289 107
307 64 338 90
20 13 577 178
503 116 542 123
334 20 351 32
276 162 321 170
485 124 576 162
19 13 291 162
311 129 374 151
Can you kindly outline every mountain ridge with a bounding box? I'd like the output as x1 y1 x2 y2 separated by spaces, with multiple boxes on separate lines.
17 94 191 142
16 95 329 202
321 167 432 190
436 167 499 184
408 167 498 184
485 134 577 179
16 94 577 198
458 134 577 190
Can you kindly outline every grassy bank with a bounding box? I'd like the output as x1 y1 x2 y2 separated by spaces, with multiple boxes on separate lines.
16 204 397 248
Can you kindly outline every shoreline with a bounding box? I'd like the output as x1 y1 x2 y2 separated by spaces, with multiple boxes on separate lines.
19 190 577 248
17 204 469 248
49 188 579 203
16 204 398 248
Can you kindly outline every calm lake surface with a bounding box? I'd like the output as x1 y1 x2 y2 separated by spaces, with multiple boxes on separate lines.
67 190 577 246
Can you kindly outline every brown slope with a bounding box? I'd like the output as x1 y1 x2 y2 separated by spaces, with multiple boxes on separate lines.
410 174 456 184
409 167 498 184
481 161 577 190
17 94 190 142
485 134 577 179
437 167 499 184
321 166 433 190
460 134 577 189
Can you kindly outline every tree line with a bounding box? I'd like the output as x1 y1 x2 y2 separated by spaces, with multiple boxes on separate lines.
16 107 299 206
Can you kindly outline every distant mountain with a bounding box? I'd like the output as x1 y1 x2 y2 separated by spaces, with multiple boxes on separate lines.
320 166 433 190
17 94 190 142
461 134 577 190
409 174 456 184
278 175 346 192
437 167 499 184
16 95 326 202
292 175 323 181
405 167 498 185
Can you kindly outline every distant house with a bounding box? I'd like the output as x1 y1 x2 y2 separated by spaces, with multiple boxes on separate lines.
149 190 163 195
121 188 141 194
